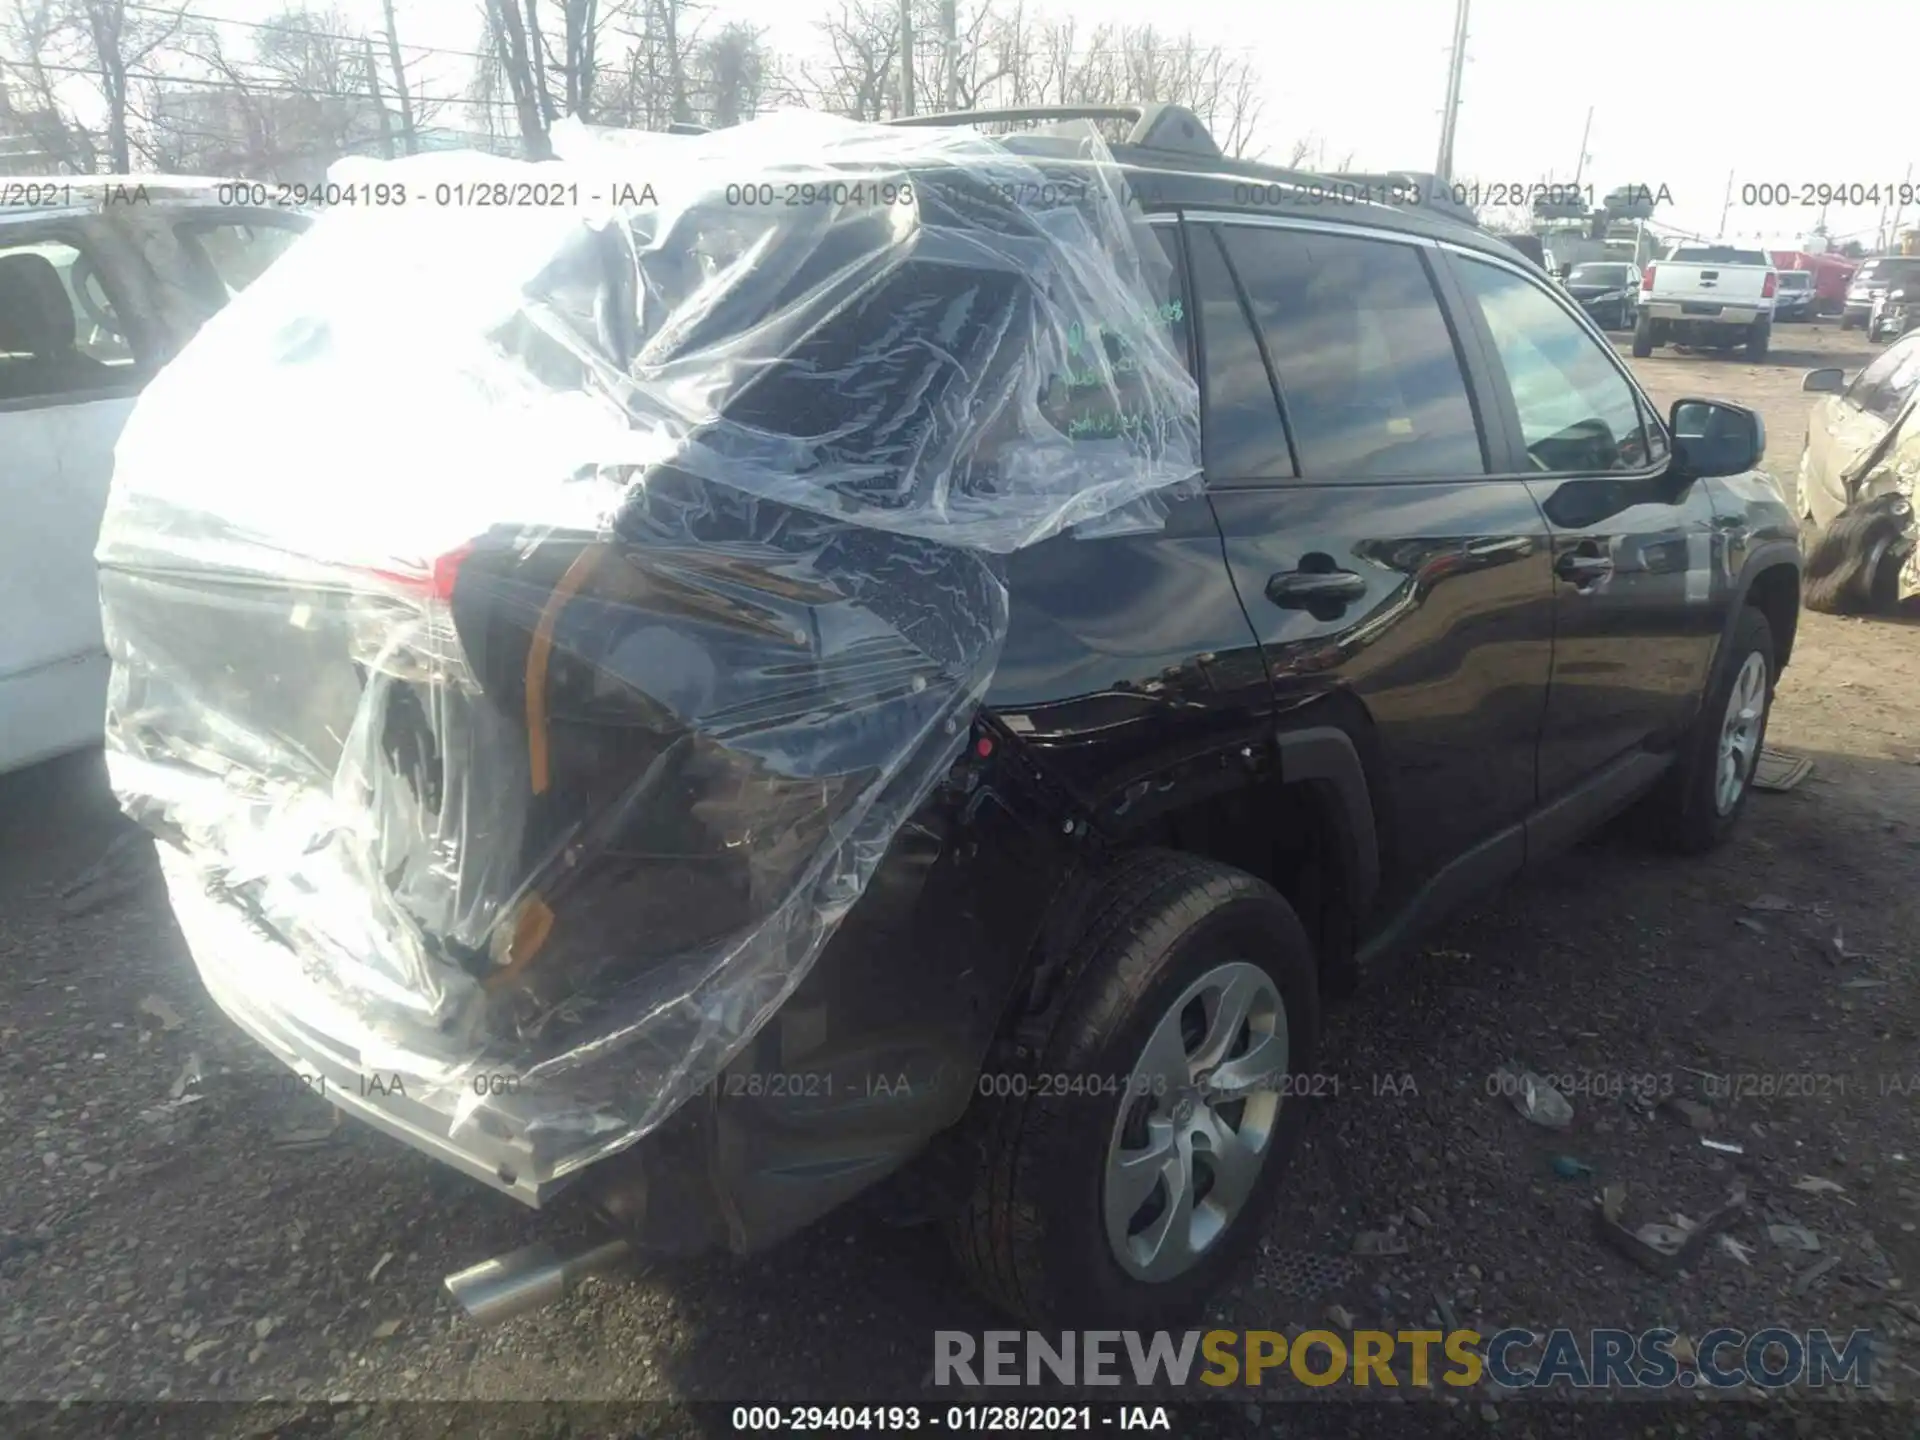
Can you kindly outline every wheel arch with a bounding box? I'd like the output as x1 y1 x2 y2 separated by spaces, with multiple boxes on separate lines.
1738 549 1802 670
1010 707 1390 1013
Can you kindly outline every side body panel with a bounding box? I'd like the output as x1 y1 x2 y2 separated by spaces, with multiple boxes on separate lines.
692 218 1277 1249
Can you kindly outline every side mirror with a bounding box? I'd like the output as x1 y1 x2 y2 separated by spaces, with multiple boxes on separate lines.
1802 367 1845 394
1669 398 1766 478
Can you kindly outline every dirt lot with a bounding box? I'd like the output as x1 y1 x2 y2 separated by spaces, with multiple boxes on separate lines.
4 321 1919 1430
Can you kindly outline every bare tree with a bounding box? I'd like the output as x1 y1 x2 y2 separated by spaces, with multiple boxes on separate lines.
0 0 100 171
483 0 550 156
807 0 898 121
917 0 1003 112
593 0 694 131
553 0 599 120
39 0 190 170
968 15 1265 157
692 20 771 128
161 7 384 177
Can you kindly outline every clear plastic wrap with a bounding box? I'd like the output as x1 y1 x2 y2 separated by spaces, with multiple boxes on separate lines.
97 112 1200 1195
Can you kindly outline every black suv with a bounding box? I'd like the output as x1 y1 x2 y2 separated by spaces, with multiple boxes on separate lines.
108 104 1802 1330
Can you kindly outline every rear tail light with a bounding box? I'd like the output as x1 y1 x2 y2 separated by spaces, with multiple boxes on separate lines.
1640 264 1656 292
349 543 480 687
365 543 475 605
1762 271 1778 298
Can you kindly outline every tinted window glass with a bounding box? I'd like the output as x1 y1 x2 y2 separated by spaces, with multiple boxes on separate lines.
1218 227 1485 479
1670 245 1769 265
1036 223 1190 446
0 239 139 403
1456 255 1651 473
1189 226 1292 478
1849 334 1920 424
1567 264 1633 287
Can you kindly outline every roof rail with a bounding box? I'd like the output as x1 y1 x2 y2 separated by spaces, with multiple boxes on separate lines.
884 104 1221 160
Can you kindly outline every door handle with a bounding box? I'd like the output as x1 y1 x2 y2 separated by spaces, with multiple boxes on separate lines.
1266 563 1368 608
1554 546 1614 584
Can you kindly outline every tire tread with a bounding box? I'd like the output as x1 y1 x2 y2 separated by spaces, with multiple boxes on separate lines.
947 850 1300 1325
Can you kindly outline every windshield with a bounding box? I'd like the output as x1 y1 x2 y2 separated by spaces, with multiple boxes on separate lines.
1777 271 1813 289
1670 245 1770 265
1567 264 1632 286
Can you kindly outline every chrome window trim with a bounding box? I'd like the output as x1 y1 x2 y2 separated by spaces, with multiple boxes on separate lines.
1178 207 1437 250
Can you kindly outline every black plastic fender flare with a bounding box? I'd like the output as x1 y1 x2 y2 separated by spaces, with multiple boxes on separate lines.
1719 537 1801 662
1273 725 1381 918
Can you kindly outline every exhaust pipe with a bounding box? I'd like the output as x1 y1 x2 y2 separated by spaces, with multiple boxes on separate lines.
443 1235 633 1325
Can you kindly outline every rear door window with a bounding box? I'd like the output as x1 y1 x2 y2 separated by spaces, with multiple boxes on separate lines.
1187 225 1293 480
1214 224 1487 479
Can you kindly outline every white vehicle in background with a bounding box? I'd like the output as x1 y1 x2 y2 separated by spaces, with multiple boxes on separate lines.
1632 242 1778 359
0 179 307 775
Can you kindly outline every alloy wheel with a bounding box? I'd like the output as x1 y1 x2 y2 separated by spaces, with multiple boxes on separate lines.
1103 961 1286 1283
1715 651 1768 815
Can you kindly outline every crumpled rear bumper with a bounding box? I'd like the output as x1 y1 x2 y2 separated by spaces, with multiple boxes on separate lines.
164 846 568 1207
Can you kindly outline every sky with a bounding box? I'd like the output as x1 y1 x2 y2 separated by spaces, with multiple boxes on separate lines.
30 0 1920 247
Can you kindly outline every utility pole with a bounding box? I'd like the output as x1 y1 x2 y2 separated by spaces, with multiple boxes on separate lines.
664 0 689 126
1718 168 1734 235
1571 105 1592 187
899 0 915 116
1884 161 1913 254
362 38 394 160
380 0 418 155
940 0 958 111
1433 0 1470 184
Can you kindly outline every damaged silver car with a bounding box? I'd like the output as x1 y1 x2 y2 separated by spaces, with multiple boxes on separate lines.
1797 333 1920 614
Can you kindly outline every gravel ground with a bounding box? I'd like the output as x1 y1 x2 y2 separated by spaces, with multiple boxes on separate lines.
3 322 1919 1432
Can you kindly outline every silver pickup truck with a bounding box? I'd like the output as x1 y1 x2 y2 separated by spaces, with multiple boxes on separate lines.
1632 242 1777 359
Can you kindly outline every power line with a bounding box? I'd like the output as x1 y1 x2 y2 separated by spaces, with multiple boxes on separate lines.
1 54 520 108
123 2 498 67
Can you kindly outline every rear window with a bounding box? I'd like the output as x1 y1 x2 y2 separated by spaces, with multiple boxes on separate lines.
1853 259 1920 284
713 180 1191 512
1669 245 1769 265
1777 271 1813 289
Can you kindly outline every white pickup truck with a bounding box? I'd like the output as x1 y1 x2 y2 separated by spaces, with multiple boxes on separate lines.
1631 242 1778 360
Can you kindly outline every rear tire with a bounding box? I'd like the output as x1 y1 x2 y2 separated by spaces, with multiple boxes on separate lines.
1640 606 1776 855
1631 314 1655 357
1746 320 1770 359
946 850 1321 1327
1841 312 1860 332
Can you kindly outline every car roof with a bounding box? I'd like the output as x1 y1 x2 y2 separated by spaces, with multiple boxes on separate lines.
885 104 1510 260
